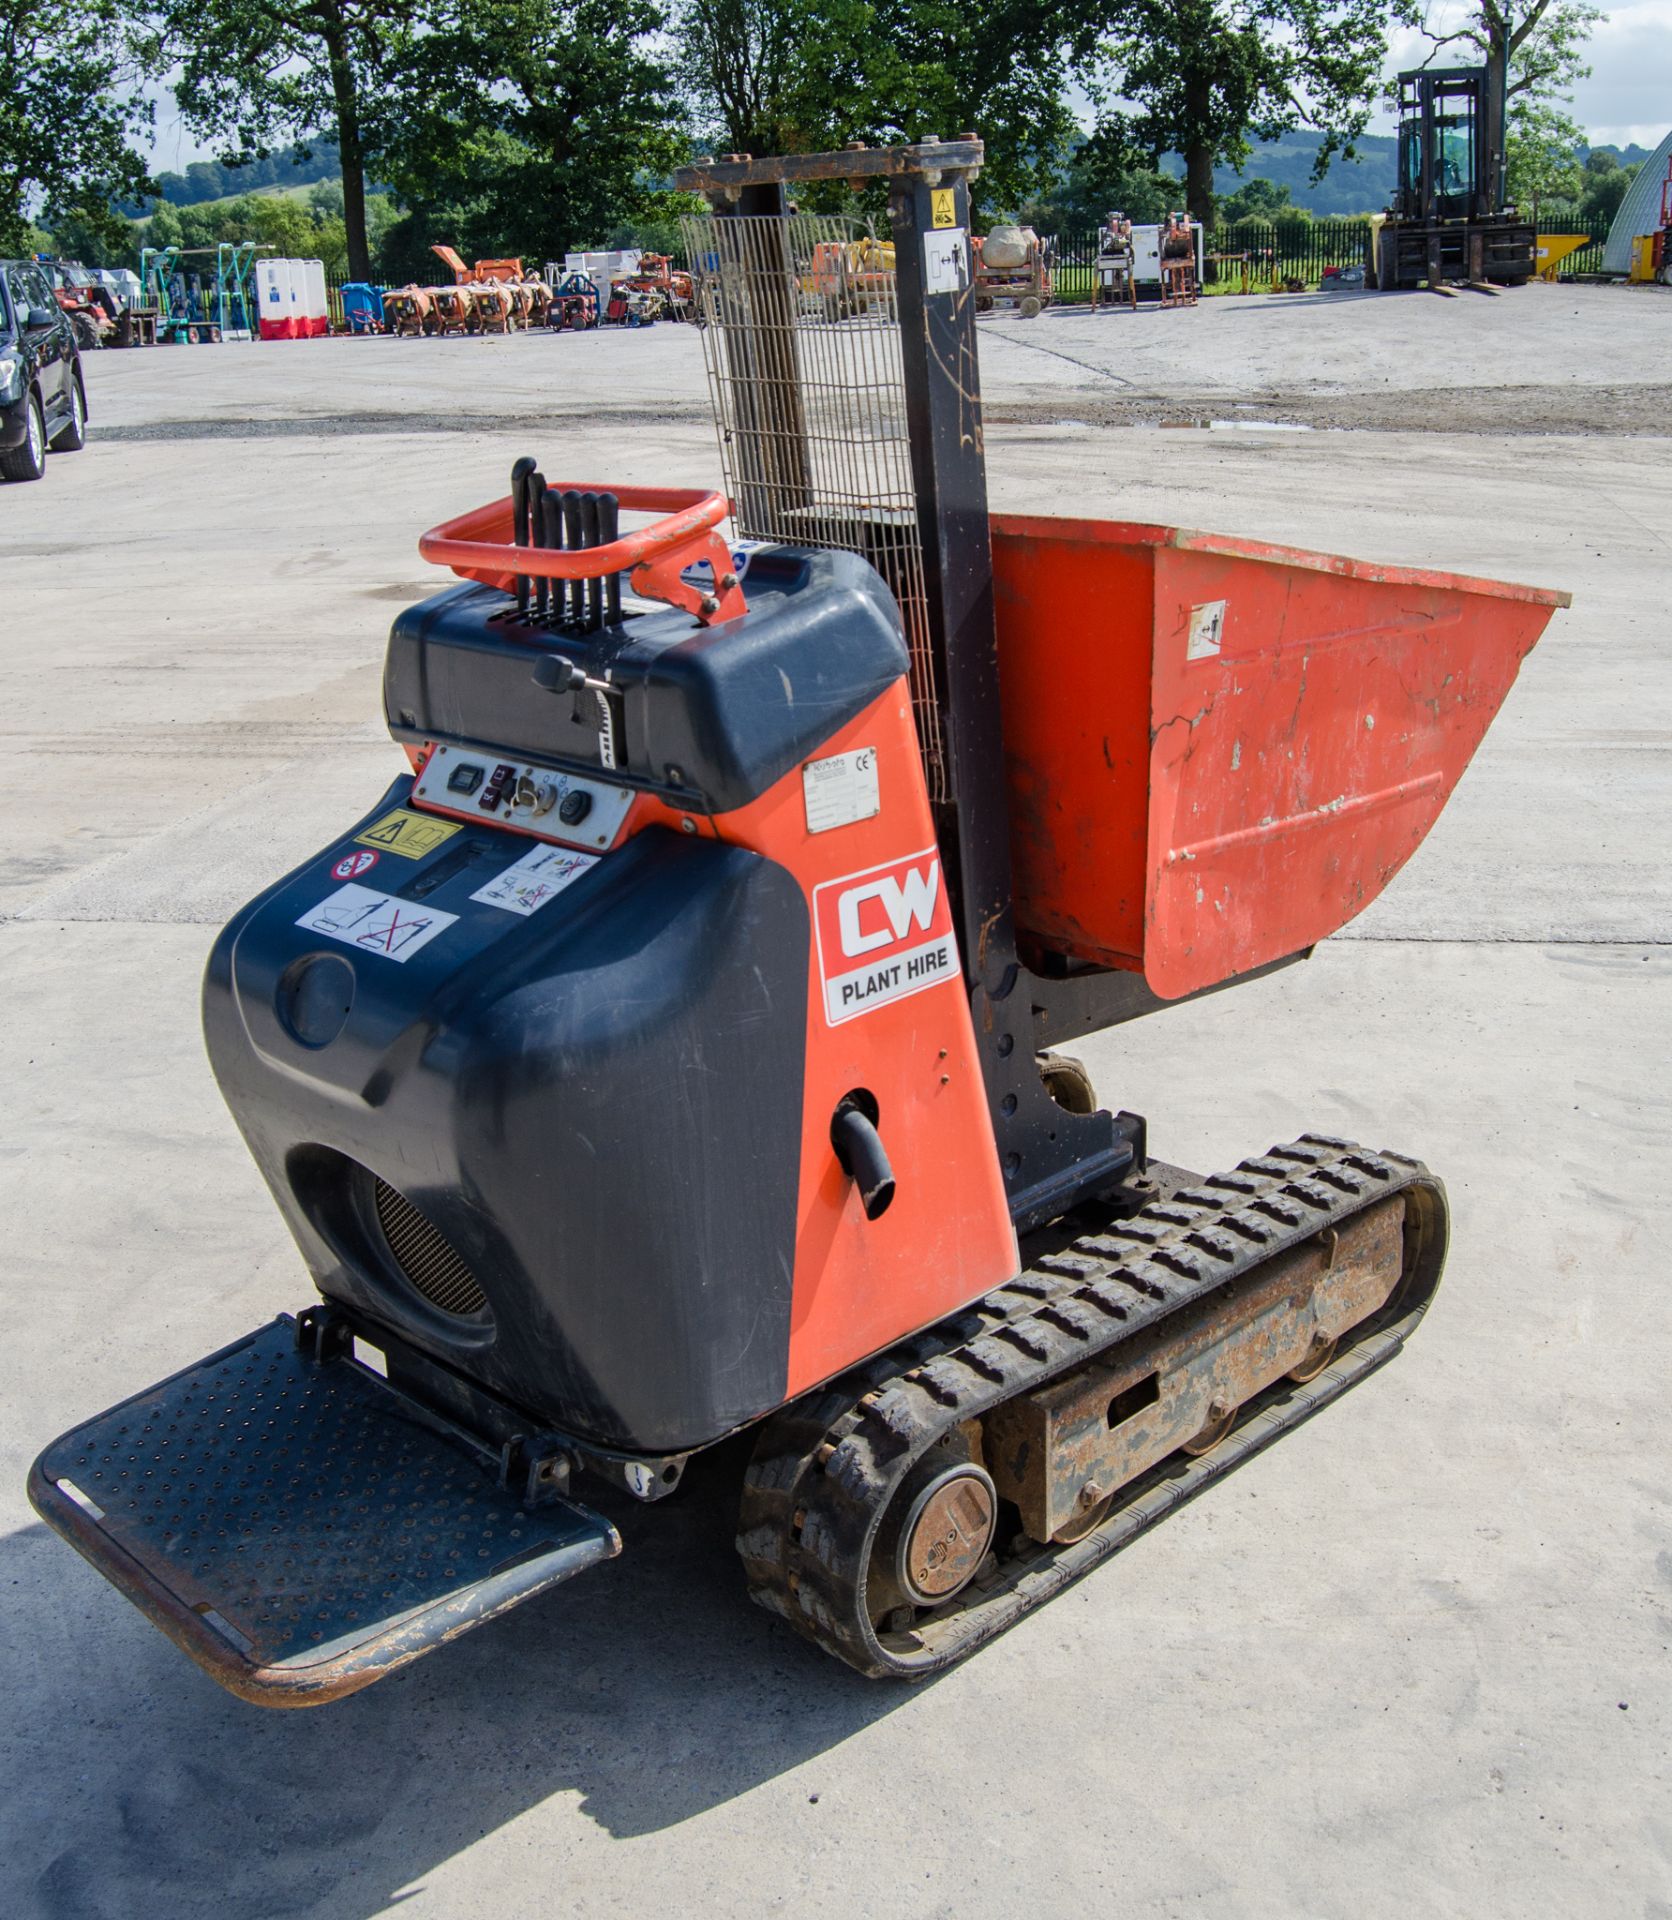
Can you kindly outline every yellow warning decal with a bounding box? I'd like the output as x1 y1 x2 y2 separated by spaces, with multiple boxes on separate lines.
930 188 957 229
355 808 464 860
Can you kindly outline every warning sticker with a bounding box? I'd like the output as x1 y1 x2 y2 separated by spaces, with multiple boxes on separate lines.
331 849 379 881
1187 600 1227 660
354 807 463 860
812 847 957 1025
471 843 598 917
930 188 957 229
296 884 456 963
803 747 880 835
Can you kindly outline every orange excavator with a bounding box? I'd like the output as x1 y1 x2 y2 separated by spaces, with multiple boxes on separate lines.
28 141 1568 1704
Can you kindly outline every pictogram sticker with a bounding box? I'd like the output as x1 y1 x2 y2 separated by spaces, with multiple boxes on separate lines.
354 807 463 860
1187 599 1227 660
812 846 957 1025
296 884 456 964
471 844 599 917
923 229 969 295
930 188 957 229
331 849 379 881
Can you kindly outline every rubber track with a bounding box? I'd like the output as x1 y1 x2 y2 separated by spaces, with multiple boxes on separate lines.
737 1135 1449 1678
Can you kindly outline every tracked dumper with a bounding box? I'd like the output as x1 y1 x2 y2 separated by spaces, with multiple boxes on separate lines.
29 142 1569 1703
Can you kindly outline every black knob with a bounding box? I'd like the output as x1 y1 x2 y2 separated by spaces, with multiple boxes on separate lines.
532 654 583 695
558 788 592 827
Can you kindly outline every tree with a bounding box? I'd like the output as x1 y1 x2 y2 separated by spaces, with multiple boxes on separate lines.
1580 150 1637 225
1221 176 1310 222
156 0 432 281
1016 128 1183 228
1395 0 1602 108
375 0 686 272
678 0 1079 216
680 0 804 156
0 0 157 254
1069 0 1391 226
1505 97 1583 222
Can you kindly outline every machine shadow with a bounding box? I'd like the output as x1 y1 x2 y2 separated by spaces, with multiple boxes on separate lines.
5 1439 917 1920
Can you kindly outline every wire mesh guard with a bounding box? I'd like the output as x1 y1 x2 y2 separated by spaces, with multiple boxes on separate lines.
682 212 946 800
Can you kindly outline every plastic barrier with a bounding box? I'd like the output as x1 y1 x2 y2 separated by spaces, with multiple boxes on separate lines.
302 259 329 336
257 258 296 340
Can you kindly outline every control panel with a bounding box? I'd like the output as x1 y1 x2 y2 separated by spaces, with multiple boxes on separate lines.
412 742 635 852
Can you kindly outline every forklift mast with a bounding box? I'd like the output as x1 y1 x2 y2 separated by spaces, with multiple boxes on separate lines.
1380 48 1533 287
1392 51 1510 226
679 142 1144 1233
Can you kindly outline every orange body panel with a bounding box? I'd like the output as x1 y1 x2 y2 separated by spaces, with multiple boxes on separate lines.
700 686 1018 1394
993 516 1568 999
409 677 1017 1400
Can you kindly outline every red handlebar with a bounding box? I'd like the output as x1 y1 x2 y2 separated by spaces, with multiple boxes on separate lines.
419 484 747 626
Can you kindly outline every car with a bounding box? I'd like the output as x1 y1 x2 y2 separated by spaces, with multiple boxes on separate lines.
1 258 87 482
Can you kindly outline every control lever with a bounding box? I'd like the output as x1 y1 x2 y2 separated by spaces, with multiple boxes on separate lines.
510 457 537 618
532 655 609 698
527 471 549 619
531 654 623 770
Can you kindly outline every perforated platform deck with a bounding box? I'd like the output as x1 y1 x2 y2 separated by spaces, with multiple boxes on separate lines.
29 1316 619 1705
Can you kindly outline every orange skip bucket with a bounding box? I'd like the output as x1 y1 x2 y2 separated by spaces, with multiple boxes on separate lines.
991 516 1570 1000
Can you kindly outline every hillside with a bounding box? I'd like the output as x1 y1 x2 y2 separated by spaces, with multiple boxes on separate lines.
1212 131 1655 217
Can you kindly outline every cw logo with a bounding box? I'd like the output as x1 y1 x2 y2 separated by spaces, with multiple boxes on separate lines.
836 858 941 958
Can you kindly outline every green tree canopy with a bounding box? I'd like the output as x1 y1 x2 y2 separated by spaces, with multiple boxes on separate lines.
1580 151 1638 224
155 0 429 280
0 0 157 253
1395 0 1602 105
372 0 685 276
1221 176 1312 222
1505 97 1584 220
1068 0 1391 225
679 0 1078 216
1014 127 1183 228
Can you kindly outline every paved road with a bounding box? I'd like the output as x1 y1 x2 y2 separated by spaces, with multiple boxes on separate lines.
1 296 1666 1919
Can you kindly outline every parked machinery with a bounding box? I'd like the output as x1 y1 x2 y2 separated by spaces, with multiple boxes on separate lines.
548 272 601 330
431 282 478 335
213 241 267 341
616 253 695 321
430 246 553 333
1623 148 1671 284
383 285 436 336
340 283 389 334
28 139 1569 1708
41 257 122 349
974 224 1051 317
521 278 554 327
1094 212 1138 312
1376 52 1535 288
1159 213 1199 307
605 282 662 326
138 246 222 344
474 282 517 333
803 235 898 320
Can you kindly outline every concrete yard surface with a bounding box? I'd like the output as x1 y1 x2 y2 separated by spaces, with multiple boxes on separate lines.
1 287 1668 1919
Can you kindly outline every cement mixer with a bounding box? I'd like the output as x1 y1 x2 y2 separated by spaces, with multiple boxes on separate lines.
975 224 1051 317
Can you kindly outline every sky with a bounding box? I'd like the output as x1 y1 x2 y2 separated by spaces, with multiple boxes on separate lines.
142 0 1672 175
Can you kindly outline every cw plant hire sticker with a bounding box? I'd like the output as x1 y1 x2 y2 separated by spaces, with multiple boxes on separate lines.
813 847 957 1025
354 807 463 860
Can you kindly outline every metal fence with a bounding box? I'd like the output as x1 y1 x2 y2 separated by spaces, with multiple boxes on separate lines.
315 208 1616 325
1044 212 1615 297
